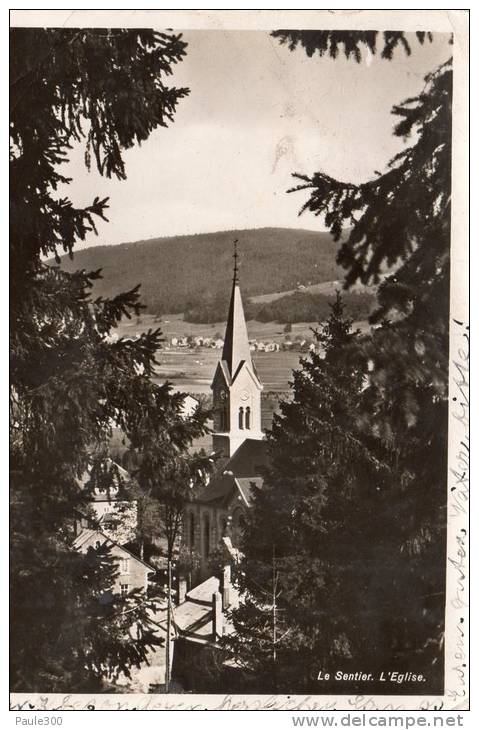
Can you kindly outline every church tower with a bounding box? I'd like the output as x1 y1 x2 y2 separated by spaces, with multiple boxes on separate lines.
211 244 263 458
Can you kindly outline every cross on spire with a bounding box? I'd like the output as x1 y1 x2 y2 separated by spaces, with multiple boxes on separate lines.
233 239 239 284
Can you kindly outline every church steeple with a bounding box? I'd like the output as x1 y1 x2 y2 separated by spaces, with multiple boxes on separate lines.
221 241 252 380
211 241 263 458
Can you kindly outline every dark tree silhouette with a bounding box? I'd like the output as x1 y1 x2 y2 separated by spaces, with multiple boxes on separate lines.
10 28 208 691
225 298 389 692
225 31 451 693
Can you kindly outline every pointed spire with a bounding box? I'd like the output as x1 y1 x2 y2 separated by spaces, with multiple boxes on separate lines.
222 241 252 378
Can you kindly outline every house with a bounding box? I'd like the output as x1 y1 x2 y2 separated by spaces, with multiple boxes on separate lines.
179 394 200 420
171 546 241 691
89 492 138 545
73 528 155 595
174 563 237 645
184 259 268 576
79 460 138 545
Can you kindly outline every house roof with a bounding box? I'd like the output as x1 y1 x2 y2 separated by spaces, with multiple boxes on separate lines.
72 528 98 551
78 459 131 500
194 439 268 508
173 576 239 645
73 527 156 573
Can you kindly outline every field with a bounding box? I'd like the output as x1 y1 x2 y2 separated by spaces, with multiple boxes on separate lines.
115 312 309 393
114 312 370 394
115 312 316 345
152 348 303 394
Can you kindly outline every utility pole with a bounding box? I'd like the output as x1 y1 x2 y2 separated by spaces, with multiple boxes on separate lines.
165 557 172 692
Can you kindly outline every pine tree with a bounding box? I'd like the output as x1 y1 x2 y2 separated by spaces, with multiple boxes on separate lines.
227 29 451 692
10 28 206 691
226 297 390 692
228 291 445 692
279 29 451 619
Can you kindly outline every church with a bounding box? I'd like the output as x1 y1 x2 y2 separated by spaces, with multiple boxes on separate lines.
184 253 269 571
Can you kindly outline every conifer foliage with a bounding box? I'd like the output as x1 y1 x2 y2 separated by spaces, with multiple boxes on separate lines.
227 31 451 693
10 28 203 691
277 31 451 578
226 298 389 691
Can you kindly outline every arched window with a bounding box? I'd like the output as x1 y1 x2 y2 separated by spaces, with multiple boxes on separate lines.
203 513 210 558
189 512 195 549
245 406 251 429
238 407 244 429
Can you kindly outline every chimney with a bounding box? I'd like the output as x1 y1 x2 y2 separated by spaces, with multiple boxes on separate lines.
177 576 187 605
212 591 223 639
220 564 231 610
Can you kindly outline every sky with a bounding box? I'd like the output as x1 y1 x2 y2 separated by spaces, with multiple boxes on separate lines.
64 30 451 248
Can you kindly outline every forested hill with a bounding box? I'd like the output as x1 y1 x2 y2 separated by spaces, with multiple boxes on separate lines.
55 227 345 315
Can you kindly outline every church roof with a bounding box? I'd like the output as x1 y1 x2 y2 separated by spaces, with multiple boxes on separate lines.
194 439 268 507
222 438 268 477
235 477 263 507
221 279 252 380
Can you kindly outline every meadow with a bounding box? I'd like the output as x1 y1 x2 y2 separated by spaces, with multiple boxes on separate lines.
115 313 309 393
114 312 370 395
152 348 303 394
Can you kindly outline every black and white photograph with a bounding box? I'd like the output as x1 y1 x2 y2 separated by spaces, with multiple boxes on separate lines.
9 9 469 712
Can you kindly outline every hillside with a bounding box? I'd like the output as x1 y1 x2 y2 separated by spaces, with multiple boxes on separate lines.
55 227 346 315
252 289 374 324
184 287 375 324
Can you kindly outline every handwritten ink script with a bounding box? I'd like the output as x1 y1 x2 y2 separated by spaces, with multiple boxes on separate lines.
10 693 452 712
445 318 469 709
